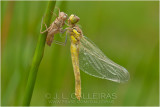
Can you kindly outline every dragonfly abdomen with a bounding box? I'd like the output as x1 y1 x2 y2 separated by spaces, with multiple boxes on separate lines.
70 42 81 100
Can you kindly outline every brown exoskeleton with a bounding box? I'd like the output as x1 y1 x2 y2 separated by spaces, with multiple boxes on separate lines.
40 9 68 46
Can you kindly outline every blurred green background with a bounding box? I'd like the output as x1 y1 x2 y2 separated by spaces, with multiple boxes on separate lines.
1 1 159 106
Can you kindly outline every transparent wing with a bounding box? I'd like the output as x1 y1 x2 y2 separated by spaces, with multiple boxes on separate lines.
79 36 130 83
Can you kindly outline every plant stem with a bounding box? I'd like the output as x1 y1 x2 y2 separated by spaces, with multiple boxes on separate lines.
22 1 56 106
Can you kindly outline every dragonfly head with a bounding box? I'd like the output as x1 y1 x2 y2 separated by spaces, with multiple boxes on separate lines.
68 14 80 25
59 12 68 21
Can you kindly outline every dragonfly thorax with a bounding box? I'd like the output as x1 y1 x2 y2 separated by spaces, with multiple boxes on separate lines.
70 27 82 44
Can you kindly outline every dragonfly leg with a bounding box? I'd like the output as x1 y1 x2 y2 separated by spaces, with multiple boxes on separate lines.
59 28 67 38
50 10 58 19
53 40 66 46
65 22 69 26
54 6 60 15
64 33 68 45
40 16 51 34
50 6 60 19
60 28 67 34
53 34 67 46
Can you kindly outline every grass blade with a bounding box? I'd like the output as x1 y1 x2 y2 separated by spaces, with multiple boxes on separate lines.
22 1 56 106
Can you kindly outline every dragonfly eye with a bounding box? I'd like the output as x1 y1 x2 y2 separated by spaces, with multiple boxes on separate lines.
69 14 80 24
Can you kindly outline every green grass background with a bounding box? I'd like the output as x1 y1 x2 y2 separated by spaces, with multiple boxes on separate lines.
1 1 159 106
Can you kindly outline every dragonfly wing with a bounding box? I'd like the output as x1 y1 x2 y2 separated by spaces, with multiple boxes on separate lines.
79 36 130 83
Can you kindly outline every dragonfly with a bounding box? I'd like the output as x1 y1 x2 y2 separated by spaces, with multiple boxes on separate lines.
66 14 130 100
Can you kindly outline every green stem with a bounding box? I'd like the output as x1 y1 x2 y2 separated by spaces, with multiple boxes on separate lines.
22 1 56 106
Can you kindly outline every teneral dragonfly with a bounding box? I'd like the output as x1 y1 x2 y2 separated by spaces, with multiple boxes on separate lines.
66 14 130 100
